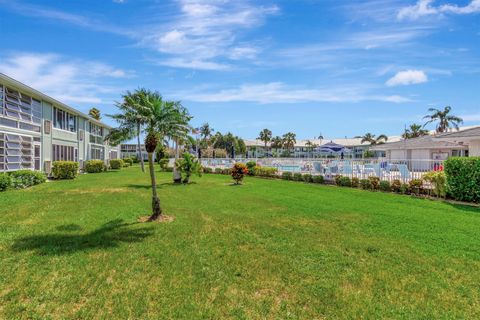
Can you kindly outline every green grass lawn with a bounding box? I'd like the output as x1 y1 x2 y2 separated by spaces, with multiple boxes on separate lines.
1 166 480 319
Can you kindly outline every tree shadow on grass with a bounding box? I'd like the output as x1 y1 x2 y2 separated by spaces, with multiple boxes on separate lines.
11 219 154 255
126 182 196 189
446 202 480 214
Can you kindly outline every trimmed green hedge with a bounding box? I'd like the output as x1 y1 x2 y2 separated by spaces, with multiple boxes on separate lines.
0 173 11 191
85 160 106 173
52 161 79 179
123 158 133 166
445 157 480 203
9 170 46 189
254 166 278 178
110 159 124 170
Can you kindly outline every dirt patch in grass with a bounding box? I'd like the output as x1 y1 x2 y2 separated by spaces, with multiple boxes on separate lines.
137 215 175 223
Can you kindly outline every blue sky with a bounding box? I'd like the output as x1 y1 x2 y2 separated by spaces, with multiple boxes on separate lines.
1 0 479 139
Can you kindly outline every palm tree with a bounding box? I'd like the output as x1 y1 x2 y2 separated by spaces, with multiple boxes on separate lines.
360 133 388 145
107 90 149 173
140 91 191 221
423 106 463 133
88 107 101 120
199 123 214 145
402 124 430 139
282 132 296 156
257 128 272 147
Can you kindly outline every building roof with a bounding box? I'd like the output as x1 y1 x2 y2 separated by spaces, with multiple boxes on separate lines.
0 73 111 129
244 136 402 148
435 126 480 140
371 135 466 151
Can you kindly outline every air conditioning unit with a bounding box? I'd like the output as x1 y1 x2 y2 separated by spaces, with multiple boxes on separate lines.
44 120 51 134
44 160 52 175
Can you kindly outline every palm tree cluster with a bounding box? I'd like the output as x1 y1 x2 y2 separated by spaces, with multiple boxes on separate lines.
402 124 430 139
359 133 388 145
107 89 191 221
256 129 297 155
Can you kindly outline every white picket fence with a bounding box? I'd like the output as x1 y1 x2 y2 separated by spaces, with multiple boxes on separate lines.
196 158 445 183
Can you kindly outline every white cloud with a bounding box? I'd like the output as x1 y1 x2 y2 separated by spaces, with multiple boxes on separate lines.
0 52 130 104
397 0 480 20
386 70 428 86
142 0 279 70
178 82 411 104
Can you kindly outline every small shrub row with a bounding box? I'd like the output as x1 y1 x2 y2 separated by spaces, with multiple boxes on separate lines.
281 171 324 184
109 159 124 170
0 170 47 191
52 161 79 179
85 160 106 173
254 166 278 178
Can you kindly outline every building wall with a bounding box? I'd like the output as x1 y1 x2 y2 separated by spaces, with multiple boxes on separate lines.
470 140 480 156
1 75 117 174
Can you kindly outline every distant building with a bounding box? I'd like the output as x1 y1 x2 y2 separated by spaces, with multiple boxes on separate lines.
120 144 149 161
244 136 402 159
435 126 480 157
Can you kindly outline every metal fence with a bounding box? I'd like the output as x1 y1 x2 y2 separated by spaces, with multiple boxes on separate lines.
197 158 445 183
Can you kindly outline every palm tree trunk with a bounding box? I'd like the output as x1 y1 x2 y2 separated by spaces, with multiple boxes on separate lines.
137 123 145 173
147 152 162 221
173 138 182 183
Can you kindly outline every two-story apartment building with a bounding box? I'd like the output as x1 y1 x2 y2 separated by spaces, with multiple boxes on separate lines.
0 73 119 174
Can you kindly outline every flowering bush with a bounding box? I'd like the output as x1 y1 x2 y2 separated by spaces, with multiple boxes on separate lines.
423 171 446 198
231 163 248 184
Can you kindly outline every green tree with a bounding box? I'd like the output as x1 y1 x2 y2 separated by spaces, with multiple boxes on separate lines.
402 124 430 139
88 107 101 121
282 132 296 156
106 90 149 173
423 106 463 133
257 129 272 147
360 133 388 145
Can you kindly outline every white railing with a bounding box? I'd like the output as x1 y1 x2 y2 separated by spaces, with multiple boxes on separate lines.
197 158 445 183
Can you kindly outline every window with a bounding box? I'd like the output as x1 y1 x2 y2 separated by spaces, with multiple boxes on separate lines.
1 86 42 132
91 145 104 160
52 144 77 162
0 132 34 172
53 107 76 132
89 123 104 144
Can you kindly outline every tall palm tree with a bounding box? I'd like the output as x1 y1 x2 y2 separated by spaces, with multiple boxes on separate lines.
107 90 148 173
402 124 430 139
282 132 296 156
140 91 191 221
360 133 388 145
199 122 214 146
257 128 272 147
423 106 463 133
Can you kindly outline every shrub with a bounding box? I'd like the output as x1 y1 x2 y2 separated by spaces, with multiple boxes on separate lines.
391 179 402 193
445 157 480 203
360 179 371 190
0 173 11 191
203 167 213 174
338 176 352 187
231 163 248 184
400 183 410 194
165 167 174 172
85 160 106 173
222 168 232 175
109 159 124 170
246 161 257 176
159 158 170 171
409 179 423 195
368 176 380 190
52 161 79 179
123 158 133 166
312 175 324 184
293 172 303 181
123 162 131 167
282 172 293 180
9 170 47 189
351 177 360 188
303 173 313 183
175 152 202 183
423 171 447 198
379 180 391 192
255 166 278 178
214 168 223 174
